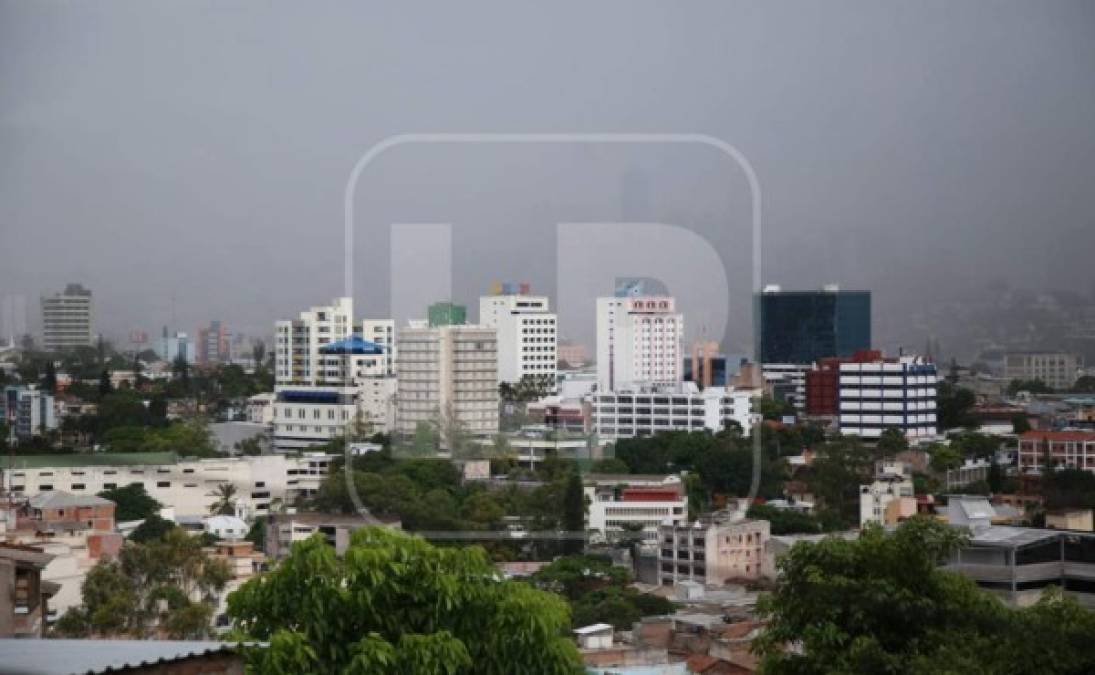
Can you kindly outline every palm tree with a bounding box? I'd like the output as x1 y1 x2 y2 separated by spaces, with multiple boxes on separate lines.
208 483 238 516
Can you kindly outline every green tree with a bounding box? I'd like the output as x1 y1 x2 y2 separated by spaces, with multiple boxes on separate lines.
929 444 963 474
129 513 175 543
98 483 162 522
208 483 238 515
755 517 1095 674
1008 378 1053 395
1012 413 1032 434
936 381 976 429
590 457 630 474
562 469 586 554
98 369 114 397
228 528 582 675
1074 375 1095 393
876 427 909 455
55 528 229 639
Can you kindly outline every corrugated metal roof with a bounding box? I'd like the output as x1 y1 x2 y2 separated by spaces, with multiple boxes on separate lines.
2 452 178 470
0 639 245 675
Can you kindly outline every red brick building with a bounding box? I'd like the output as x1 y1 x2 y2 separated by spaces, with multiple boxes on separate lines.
17 491 116 532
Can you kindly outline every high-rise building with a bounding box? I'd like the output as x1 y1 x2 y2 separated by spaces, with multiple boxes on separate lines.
272 297 396 451
361 319 397 376
197 320 231 366
596 283 683 392
159 330 196 365
478 286 557 386
837 354 938 442
395 323 499 445
40 284 94 351
0 294 27 345
14 387 56 439
1003 351 1081 390
758 285 870 365
427 302 467 327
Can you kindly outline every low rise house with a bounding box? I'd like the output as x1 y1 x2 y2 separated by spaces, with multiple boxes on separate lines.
859 461 915 527
585 474 688 543
264 512 399 559
0 543 56 637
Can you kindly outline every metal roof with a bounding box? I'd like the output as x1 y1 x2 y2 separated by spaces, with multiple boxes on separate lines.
966 526 1061 549
1 452 178 470
28 490 113 509
0 640 245 675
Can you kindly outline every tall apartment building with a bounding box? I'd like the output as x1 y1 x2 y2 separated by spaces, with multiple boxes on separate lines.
478 288 557 386
838 354 938 441
197 320 230 366
395 323 499 445
14 388 56 439
1004 351 1081 390
361 319 396 376
596 284 683 392
273 297 395 450
40 284 93 352
658 516 771 585
759 285 871 365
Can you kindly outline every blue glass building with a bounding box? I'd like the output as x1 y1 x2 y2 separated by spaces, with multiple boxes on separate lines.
759 288 871 364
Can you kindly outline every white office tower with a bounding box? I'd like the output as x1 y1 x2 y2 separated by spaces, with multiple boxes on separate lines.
40 283 94 351
596 284 683 392
396 324 499 447
478 290 557 387
838 355 938 442
361 319 396 376
273 297 396 451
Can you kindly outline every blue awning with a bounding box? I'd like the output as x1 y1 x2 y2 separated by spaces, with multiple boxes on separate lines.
319 335 385 355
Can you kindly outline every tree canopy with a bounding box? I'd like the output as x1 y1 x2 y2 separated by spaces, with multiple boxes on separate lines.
755 517 1095 674
228 527 583 674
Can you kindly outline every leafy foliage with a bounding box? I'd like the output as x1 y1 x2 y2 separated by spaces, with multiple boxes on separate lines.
755 517 1095 674
531 555 673 630
55 528 230 639
228 528 583 674
98 483 162 521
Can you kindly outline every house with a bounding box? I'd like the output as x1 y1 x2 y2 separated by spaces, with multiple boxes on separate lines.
659 516 771 585
0 543 57 637
264 512 399 559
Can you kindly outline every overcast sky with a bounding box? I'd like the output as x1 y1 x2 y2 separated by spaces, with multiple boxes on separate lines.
2 1 1093 354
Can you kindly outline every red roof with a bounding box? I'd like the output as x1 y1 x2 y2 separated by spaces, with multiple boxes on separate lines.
1020 431 1095 442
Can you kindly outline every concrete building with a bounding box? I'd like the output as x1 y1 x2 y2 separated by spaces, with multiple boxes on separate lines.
1046 509 1094 532
762 363 811 412
1004 351 1081 390
596 283 683 392
0 452 335 519
658 516 771 585
395 323 499 444
273 297 396 449
40 283 94 352
264 512 398 559
13 387 56 439
0 543 56 637
1018 430 1095 473
197 320 231 366
585 474 688 543
478 288 557 387
590 383 756 441
838 354 938 441
758 284 871 365
859 461 915 527
159 330 196 365
361 319 396 376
